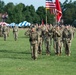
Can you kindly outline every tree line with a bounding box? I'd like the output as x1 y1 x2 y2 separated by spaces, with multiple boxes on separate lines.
0 0 76 26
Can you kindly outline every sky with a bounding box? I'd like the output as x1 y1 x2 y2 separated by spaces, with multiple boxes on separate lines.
3 0 76 10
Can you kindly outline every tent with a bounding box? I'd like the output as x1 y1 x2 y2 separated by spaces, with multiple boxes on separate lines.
18 21 31 27
0 22 9 26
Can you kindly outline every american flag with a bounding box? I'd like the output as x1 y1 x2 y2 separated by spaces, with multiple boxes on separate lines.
46 0 56 9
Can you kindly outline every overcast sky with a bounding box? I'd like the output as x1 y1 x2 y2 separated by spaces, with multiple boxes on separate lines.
3 0 76 9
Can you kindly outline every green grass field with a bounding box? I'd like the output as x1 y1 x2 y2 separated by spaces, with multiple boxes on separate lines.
0 28 76 75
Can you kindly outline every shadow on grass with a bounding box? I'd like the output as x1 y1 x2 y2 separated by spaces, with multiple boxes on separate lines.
0 49 31 60
0 50 31 54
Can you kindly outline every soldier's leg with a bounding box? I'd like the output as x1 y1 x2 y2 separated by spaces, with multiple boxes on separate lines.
60 41 63 55
67 42 71 56
14 32 18 41
4 33 7 41
53 40 56 54
7 32 9 37
34 42 38 60
65 43 68 55
58 40 61 55
3 34 5 41
38 42 42 54
50 38 52 46
56 41 58 55
63 41 67 55
46 41 50 55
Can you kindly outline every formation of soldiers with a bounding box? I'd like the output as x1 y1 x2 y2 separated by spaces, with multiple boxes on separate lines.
28 24 75 60
0 23 75 60
0 24 18 41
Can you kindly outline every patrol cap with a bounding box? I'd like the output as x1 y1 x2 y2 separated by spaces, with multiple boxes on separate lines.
31 25 35 29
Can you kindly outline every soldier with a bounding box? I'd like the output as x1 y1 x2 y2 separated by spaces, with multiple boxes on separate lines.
59 25 64 55
0 25 3 37
37 25 42 54
13 25 18 41
44 25 51 55
29 26 38 60
52 25 61 56
48 24 53 48
2 24 8 41
62 25 72 56
7 26 10 37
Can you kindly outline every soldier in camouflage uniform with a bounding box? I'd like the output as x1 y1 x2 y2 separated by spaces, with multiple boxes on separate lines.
37 25 42 54
7 26 10 37
52 26 61 55
29 26 38 60
59 25 64 55
0 25 3 37
48 24 53 48
62 25 72 56
13 25 18 41
44 25 51 55
2 24 8 41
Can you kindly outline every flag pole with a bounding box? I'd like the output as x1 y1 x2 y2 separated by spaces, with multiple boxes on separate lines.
46 9 47 25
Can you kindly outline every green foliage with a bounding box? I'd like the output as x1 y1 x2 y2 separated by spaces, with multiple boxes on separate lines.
36 6 46 24
62 1 76 25
0 0 5 13
0 0 76 25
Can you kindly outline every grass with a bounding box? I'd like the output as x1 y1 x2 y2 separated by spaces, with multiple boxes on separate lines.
0 28 76 75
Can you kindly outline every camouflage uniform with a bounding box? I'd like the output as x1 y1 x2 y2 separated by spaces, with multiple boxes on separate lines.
59 26 64 55
52 26 61 55
41 25 50 55
7 26 10 37
37 25 42 54
44 29 51 55
48 24 53 49
62 26 72 56
0 25 3 37
13 26 18 41
29 27 38 60
2 25 8 41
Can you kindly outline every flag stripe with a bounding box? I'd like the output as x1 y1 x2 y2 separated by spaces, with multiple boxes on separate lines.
46 0 56 9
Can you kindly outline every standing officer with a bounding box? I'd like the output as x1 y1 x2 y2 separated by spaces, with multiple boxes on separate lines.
0 25 3 37
48 24 53 51
62 25 72 56
52 26 61 56
29 26 38 60
37 25 42 54
2 24 8 41
44 24 52 55
7 26 10 37
13 25 18 41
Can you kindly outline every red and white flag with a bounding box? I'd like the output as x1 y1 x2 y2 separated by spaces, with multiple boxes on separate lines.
55 0 62 22
46 0 56 9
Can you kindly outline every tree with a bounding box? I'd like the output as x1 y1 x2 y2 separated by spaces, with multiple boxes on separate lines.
36 6 46 24
62 0 76 25
14 3 25 23
0 0 5 13
4 2 15 23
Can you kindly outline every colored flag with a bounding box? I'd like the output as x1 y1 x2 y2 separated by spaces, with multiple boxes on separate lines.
55 0 62 22
46 0 56 9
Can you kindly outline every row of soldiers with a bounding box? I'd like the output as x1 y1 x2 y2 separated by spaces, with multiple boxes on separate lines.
0 24 18 41
27 24 75 60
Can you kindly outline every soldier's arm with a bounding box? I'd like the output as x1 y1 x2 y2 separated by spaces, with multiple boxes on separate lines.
56 30 61 37
69 30 73 40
